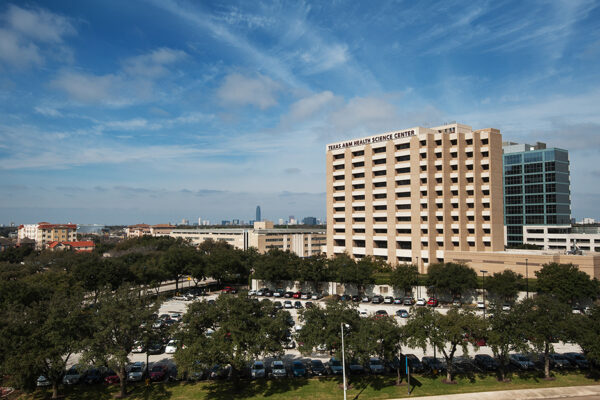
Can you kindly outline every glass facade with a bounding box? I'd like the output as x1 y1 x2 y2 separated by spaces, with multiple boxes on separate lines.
503 148 570 246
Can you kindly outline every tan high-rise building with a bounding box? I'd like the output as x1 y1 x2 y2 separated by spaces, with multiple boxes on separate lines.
326 122 504 273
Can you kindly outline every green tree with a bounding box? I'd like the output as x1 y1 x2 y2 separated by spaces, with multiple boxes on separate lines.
487 303 531 381
253 248 299 285
199 240 249 285
485 270 523 304
296 254 328 292
426 262 478 300
0 272 88 398
174 294 290 379
390 263 418 296
297 299 360 356
535 262 599 305
160 243 199 291
404 307 486 382
521 295 572 379
83 285 161 398
328 254 376 293
572 306 600 368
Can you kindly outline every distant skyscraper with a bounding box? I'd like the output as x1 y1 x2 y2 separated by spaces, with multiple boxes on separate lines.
256 206 261 222
303 217 317 225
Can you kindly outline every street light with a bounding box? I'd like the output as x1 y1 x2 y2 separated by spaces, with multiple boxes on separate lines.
525 258 529 299
341 323 349 400
480 270 488 319
416 256 420 298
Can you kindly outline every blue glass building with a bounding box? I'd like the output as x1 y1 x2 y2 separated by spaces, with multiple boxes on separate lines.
503 142 571 247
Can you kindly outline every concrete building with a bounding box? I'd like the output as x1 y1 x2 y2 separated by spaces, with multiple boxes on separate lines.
18 222 77 249
170 221 326 257
523 225 600 253
48 240 95 253
125 224 151 238
446 249 600 279
326 122 504 272
503 142 571 246
150 224 175 236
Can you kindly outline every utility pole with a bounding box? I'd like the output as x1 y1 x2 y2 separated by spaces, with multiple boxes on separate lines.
341 323 347 400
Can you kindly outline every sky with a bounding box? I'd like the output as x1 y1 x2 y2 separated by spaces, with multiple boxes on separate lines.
1 0 600 225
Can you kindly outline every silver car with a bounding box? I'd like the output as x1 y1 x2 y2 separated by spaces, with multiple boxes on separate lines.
127 362 146 382
63 366 81 385
251 361 266 379
509 354 535 370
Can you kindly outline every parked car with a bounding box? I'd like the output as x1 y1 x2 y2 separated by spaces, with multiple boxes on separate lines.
264 289 273 297
104 370 120 384
361 295 371 303
474 354 499 371
273 289 284 298
127 362 146 382
292 291 302 299
349 359 365 374
285 291 294 298
274 301 283 309
251 361 266 379
509 354 535 370
359 310 368 317
477 301 486 309
256 288 266 296
416 298 427 306
352 295 361 302
340 294 352 301
384 296 394 304
403 296 415 306
563 353 589 369
292 361 307 377
209 364 231 380
369 357 385 374
305 301 314 308
221 286 235 294
394 297 403 304
453 356 476 373
452 299 462 307
165 339 178 354
427 297 439 307
502 304 512 311
63 366 82 385
284 300 293 309
372 295 384 304
169 312 183 322
150 364 169 381
329 358 344 375
301 292 311 300
294 301 303 309
248 289 257 296
549 353 572 369
374 309 388 318
309 359 328 376
421 356 446 372
403 354 424 372
83 368 104 384
396 309 409 318
36 376 51 387
311 292 323 300
271 360 287 378
147 342 164 355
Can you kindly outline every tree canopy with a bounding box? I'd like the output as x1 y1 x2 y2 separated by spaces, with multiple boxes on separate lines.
535 262 599 304
426 262 478 299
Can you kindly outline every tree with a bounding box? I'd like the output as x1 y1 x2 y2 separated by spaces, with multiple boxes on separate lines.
404 307 486 383
390 263 418 296
296 254 328 292
535 263 599 305
485 270 523 304
572 306 600 368
174 294 290 379
199 240 249 285
83 285 161 398
253 248 299 285
160 243 199 291
297 299 360 356
328 253 375 293
426 262 478 300
0 272 88 398
130 257 169 295
521 295 572 379
487 303 531 381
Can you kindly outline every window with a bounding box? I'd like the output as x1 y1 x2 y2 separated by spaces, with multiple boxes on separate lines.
545 161 555 171
525 184 544 194
524 152 543 163
353 183 365 189
526 215 544 224
546 173 555 182
334 164 344 170
373 147 386 153
396 143 410 150
524 174 543 183
506 186 522 195
525 205 544 214
524 163 543 173
506 206 522 214
353 161 365 168
506 216 523 224
396 167 410 174
373 158 386 165
525 194 544 204
396 155 410 162
373 181 386 187
505 176 522 185
352 150 364 157
505 154 522 165
504 165 522 175
352 172 365 178
334 153 345 160
397 179 410 186
506 196 522 204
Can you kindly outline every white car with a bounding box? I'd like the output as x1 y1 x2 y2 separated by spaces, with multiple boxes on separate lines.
502 304 511 311
132 340 144 353
248 289 257 296
62 367 81 384
172 295 187 301
284 300 293 309
477 301 486 309
294 324 303 333
416 298 427 306
359 310 368 317
169 312 182 322
36 376 51 387
165 339 178 354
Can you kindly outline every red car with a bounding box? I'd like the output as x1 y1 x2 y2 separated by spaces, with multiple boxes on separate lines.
104 370 120 384
221 286 233 294
150 364 169 381
427 297 439 307
292 291 302 299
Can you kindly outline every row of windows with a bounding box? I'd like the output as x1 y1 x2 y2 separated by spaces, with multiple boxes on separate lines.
506 214 572 225
504 150 568 165
504 182 570 194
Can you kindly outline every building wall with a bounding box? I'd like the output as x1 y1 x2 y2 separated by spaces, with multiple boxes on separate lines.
503 146 571 246
326 123 504 272
523 225 600 252
445 250 600 279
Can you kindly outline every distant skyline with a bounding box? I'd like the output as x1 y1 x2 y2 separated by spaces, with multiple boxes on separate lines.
1 1 600 225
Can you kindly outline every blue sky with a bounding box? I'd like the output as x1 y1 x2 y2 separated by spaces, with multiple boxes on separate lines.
1 0 599 225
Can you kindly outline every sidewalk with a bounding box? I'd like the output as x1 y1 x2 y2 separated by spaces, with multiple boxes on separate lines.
392 385 600 400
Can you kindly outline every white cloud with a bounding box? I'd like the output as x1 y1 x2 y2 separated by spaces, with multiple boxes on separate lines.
122 47 187 78
4 4 75 43
50 71 122 104
0 28 42 67
34 106 62 117
103 118 149 131
328 96 401 135
216 73 281 109
284 91 339 123
300 43 349 74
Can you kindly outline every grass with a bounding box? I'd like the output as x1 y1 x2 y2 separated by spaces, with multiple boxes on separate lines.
18 371 600 400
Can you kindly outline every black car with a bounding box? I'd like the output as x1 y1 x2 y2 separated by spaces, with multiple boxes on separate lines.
352 295 361 302
340 294 352 301
372 295 384 304
294 301 303 309
563 353 589 369
309 359 328 376
273 301 283 309
83 368 104 384
305 301 314 308
284 291 294 298
349 359 365 375
403 354 425 372
474 354 499 371
147 342 164 355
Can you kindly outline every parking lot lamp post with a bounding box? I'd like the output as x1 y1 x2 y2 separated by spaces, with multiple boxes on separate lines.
341 323 348 400
416 256 419 298
480 270 487 319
